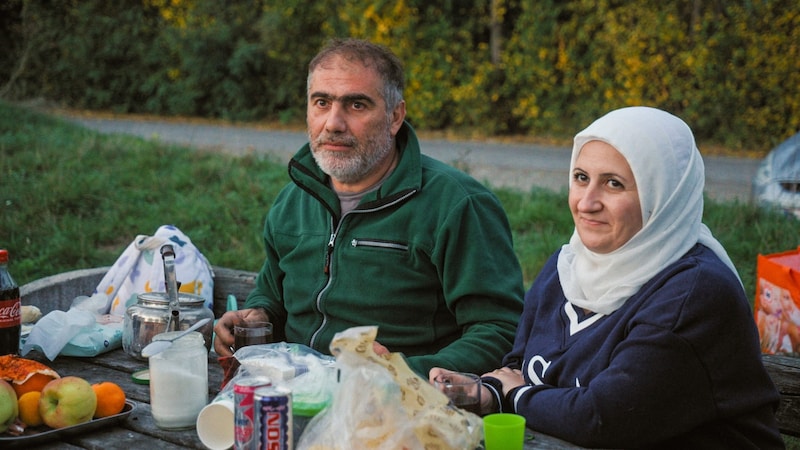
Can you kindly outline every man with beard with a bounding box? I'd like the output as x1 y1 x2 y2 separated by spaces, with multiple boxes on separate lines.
214 38 524 377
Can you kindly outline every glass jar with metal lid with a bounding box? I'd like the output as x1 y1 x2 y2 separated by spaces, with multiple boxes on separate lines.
122 292 214 360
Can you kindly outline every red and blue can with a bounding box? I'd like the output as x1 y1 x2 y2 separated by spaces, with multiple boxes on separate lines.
254 385 293 450
234 376 272 450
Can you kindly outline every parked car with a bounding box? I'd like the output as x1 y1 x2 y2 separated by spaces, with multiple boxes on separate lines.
752 131 800 219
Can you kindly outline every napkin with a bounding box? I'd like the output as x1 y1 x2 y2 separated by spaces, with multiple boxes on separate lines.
21 293 123 360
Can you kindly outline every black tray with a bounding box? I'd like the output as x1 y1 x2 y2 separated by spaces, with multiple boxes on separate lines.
0 399 136 448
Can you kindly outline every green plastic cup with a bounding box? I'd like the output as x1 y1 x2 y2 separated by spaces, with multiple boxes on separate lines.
483 413 526 450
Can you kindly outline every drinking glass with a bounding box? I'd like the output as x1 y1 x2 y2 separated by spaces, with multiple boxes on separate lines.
433 372 481 415
233 321 273 351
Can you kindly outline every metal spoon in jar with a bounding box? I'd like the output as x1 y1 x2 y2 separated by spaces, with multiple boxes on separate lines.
141 318 212 358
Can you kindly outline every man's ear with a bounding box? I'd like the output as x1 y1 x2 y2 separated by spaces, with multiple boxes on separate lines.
390 100 406 135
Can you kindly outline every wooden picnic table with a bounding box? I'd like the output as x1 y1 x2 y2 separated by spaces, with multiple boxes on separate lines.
14 348 223 449
11 347 583 450
9 266 584 449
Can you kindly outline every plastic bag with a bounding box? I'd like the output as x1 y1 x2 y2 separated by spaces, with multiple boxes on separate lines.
217 342 337 407
20 293 123 360
755 246 800 355
197 343 336 450
95 224 215 316
299 362 417 449
296 326 483 450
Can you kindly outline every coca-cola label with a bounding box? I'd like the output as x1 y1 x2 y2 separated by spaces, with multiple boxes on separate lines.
0 299 21 327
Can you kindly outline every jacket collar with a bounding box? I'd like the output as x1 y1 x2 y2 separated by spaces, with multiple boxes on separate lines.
288 121 421 216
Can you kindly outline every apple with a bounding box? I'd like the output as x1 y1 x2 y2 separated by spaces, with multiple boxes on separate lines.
39 376 97 429
0 379 18 433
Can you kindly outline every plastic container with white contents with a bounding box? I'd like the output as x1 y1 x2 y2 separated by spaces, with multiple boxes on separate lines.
148 330 208 430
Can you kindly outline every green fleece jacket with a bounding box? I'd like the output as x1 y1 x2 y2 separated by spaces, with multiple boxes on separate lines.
245 122 524 376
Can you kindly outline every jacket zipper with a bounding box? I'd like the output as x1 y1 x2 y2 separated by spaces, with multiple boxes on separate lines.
350 239 409 251
323 232 336 275
309 190 416 349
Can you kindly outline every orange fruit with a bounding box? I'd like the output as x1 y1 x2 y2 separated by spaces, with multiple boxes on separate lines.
0 355 60 398
91 381 126 418
13 373 57 397
18 391 43 426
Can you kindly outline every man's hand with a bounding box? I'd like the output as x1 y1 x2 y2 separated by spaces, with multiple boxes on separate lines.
429 367 494 414
373 341 390 356
213 308 270 356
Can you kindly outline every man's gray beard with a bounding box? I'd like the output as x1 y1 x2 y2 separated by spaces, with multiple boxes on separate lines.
310 130 394 184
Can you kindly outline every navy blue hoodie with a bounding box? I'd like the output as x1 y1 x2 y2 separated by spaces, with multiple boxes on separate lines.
484 244 783 449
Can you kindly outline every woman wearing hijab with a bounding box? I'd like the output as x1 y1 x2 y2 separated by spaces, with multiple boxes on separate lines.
430 107 783 448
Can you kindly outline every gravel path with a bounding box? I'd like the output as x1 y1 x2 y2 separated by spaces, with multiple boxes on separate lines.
62 114 758 202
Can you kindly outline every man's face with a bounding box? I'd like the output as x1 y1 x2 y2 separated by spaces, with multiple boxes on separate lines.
306 54 405 188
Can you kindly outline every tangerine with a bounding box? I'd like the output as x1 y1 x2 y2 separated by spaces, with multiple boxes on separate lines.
92 381 126 418
0 355 60 397
13 373 56 398
18 391 43 426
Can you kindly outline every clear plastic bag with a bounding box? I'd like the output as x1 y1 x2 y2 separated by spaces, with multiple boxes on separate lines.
296 326 483 450
298 360 419 449
20 293 123 359
216 342 337 409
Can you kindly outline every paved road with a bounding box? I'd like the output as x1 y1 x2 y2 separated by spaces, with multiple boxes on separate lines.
63 115 758 202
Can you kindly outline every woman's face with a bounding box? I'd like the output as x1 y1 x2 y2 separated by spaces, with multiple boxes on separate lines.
569 140 643 254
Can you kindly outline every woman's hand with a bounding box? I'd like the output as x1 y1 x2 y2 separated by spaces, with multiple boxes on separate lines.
213 308 270 357
484 367 525 396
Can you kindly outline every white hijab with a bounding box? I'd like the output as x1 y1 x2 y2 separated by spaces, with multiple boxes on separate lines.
557 107 741 315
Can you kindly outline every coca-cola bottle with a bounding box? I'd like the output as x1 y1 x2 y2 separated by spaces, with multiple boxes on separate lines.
0 249 21 356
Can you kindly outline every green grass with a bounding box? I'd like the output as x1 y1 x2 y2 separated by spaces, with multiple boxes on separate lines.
1 101 286 283
2 100 799 447
2 100 799 296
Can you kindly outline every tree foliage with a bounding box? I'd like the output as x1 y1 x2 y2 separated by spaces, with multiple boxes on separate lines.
0 0 797 150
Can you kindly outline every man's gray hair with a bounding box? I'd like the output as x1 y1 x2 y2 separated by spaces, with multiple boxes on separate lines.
307 38 405 113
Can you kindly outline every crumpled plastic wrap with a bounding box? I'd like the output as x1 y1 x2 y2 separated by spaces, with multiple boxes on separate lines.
216 342 337 407
297 326 483 450
20 293 123 360
197 343 336 450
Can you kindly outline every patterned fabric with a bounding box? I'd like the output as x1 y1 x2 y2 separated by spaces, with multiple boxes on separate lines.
95 225 214 316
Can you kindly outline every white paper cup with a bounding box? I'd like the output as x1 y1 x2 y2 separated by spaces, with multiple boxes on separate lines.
196 398 234 450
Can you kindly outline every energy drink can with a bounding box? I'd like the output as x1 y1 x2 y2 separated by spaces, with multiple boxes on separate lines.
234 376 272 450
254 385 293 450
